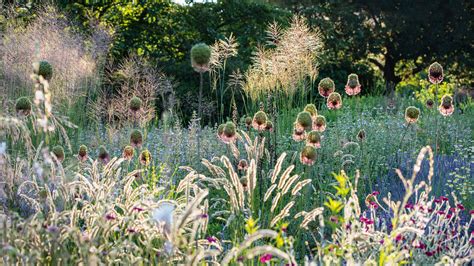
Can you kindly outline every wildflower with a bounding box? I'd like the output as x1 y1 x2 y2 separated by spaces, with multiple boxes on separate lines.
105 213 116 221
127 228 137 234
345 73 361 96
469 210 474 216
265 121 273 132
438 95 454 116
15 97 32 116
313 115 326 132
218 122 237 144
425 99 434 109
206 236 217 243
425 251 434 257
405 106 420 123
372 191 380 196
292 127 306 142
52 145 65 162
237 159 248 170
357 129 366 141
122 145 134 161
98 146 110 164
77 145 88 162
32 60 53 81
129 96 142 113
259 254 272 263
130 129 143 148
300 145 317 166
327 92 342 110
304 104 318 120
306 131 321 148
152 202 175 235
405 203 414 210
295 111 313 131
191 43 211 73
139 149 152 166
318 77 335 98
428 62 443 84
456 203 465 210
395 234 403 242
252 111 268 131
132 206 144 212
440 196 449 202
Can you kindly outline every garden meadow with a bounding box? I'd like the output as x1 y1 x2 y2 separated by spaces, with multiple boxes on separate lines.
0 2 473 266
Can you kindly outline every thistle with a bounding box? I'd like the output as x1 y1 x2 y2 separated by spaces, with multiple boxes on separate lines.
15 97 32 116
129 96 142 113
32 61 53 81
345 73 361 96
252 111 268 131
428 62 443 84
52 145 65 162
98 145 110 164
130 129 143 148
313 115 327 132
300 145 317 166
318 77 335 98
438 95 454 116
122 145 134 161
77 144 88 162
405 106 420 123
218 122 237 144
306 131 322 148
139 149 152 166
303 104 318 120
295 111 312 131
327 92 342 110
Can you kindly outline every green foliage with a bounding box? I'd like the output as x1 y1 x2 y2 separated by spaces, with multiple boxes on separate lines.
32 61 53 81
15 97 32 113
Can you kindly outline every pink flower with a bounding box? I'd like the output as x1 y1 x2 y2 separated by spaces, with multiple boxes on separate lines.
440 196 449 202
372 191 380 196
259 254 272 263
425 251 434 257
105 213 116 221
132 206 144 212
206 236 217 243
470 210 474 215
395 234 403 242
456 203 465 210
405 203 414 210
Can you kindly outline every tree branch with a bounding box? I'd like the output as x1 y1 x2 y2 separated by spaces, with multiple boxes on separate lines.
368 58 384 71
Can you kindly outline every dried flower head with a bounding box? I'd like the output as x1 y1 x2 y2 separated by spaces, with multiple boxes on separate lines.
345 73 361 96
237 159 248 171
265 121 273 132
122 145 134 161
428 62 443 84
313 115 326 132
130 129 143 148
300 145 317 165
52 145 65 162
425 99 434 109
405 106 420 123
295 111 313 131
327 92 342 110
252 111 268 131
292 127 306 141
129 96 142 113
219 122 237 144
304 104 318 119
139 149 152 166
318 77 335 98
439 95 454 116
244 116 252 128
357 129 366 141
77 144 88 162
15 97 32 116
306 131 322 148
32 60 53 81
98 145 110 164
191 43 211 73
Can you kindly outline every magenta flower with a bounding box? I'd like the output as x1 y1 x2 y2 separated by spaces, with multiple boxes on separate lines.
206 236 217 243
456 203 465 210
259 254 272 263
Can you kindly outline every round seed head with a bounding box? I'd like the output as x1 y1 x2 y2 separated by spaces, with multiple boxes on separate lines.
304 104 318 119
300 145 317 166
265 121 273 132
313 115 327 132
306 131 322 148
425 99 434 109
52 145 65 162
296 111 313 131
130 129 143 148
357 129 366 141
139 149 152 166
428 62 443 84
327 92 343 110
78 144 88 162
98 145 110 164
252 111 268 131
129 96 142 112
191 43 211 73
318 77 335 98
238 159 248 170
405 106 420 123
15 97 32 116
32 61 53 81
122 145 134 160
439 95 454 116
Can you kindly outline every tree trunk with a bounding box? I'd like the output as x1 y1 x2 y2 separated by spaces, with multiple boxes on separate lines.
383 54 400 95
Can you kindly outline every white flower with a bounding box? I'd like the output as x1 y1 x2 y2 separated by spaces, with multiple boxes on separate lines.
152 202 175 235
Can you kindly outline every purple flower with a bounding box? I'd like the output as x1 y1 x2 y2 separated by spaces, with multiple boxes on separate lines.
206 236 217 243
259 254 272 263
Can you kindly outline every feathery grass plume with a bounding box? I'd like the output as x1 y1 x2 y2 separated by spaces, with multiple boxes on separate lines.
191 43 212 73
345 73 361 96
139 149 152 166
357 129 366 142
313 115 326 132
218 122 237 144
129 96 142 113
52 145 65 162
237 159 248 171
32 60 53 81
292 127 306 142
306 130 322 148
77 144 88 162
438 95 454 116
304 104 318 120
291 179 312 195
98 145 110 164
425 99 434 109
130 129 143 148
252 111 268 131
122 145 134 161
405 106 420 123
318 77 335 98
327 92 342 110
270 201 295 227
300 145 317 166
296 207 324 229
428 62 443 84
15 97 32 116
295 111 313 132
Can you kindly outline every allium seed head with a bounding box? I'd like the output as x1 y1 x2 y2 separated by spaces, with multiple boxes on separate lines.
252 111 268 131
295 111 313 131
238 159 248 171
191 43 211 73
306 131 321 148
300 145 317 166
428 62 443 84
130 129 143 148
219 122 237 144
98 146 110 164
439 95 454 116
129 96 142 112
345 73 361 96
139 149 152 166
52 145 65 162
405 106 420 123
313 115 327 132
78 145 88 162
327 92 342 110
318 77 335 98
122 145 134 161
425 99 434 109
265 121 273 132
32 61 53 81
304 104 318 119
15 97 32 116
244 116 252 127
292 127 306 142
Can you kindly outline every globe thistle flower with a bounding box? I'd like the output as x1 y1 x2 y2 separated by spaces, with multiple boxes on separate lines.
345 73 361 96
122 145 134 161
265 121 273 132
313 115 327 132
130 129 143 148
32 61 53 81
77 145 88 162
428 62 443 84
306 131 322 148
191 43 211 73
52 145 65 162
219 122 237 144
129 96 142 113
292 127 306 142
318 77 335 98
295 111 313 131
357 129 366 142
304 104 318 120
405 106 420 123
237 159 248 171
327 92 342 110
252 111 268 131
300 145 317 166
15 97 32 116
139 149 152 166
425 99 434 109
98 146 110 164
439 95 454 116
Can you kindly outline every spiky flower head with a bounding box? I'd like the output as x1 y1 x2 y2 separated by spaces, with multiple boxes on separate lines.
292 127 306 142
313 115 326 132
129 96 142 112
439 95 454 116
98 145 110 164
300 145 317 166
252 111 268 131
265 121 273 132
327 92 342 110
130 129 143 148
78 145 88 162
191 43 211 73
428 62 443 84
219 122 237 144
238 159 248 171
306 131 322 148
425 99 434 109
318 77 335 98
295 111 313 131
304 104 318 119
15 97 32 116
122 145 134 161
405 106 420 123
32 61 53 81
357 129 366 142
345 73 361 96
52 145 65 162
139 149 152 166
